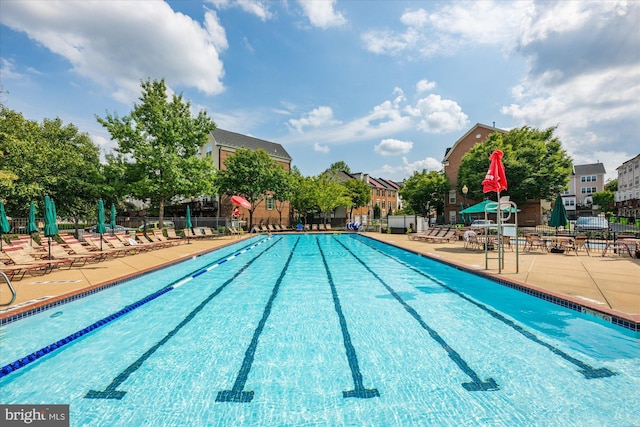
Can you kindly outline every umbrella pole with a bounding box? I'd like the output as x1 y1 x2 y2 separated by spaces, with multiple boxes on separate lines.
48 237 52 260
100 233 103 251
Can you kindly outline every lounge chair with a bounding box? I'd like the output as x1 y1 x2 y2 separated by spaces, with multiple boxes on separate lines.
154 229 181 246
201 227 219 239
136 232 166 249
423 228 457 243
325 223 332 231
3 246 73 271
0 260 49 281
166 228 185 241
524 234 548 252
100 235 141 255
48 242 104 266
408 228 439 241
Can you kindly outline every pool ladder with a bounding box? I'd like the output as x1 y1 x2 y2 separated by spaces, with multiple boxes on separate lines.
0 271 16 306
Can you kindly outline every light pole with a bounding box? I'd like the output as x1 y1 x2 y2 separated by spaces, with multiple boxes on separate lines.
462 185 468 224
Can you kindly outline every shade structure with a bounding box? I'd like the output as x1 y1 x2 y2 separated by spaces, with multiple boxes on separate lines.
548 194 568 229
460 199 519 214
231 195 251 210
0 200 10 250
110 203 117 234
482 150 508 194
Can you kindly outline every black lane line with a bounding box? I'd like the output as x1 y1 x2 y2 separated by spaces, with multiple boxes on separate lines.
85 237 283 400
216 237 301 403
353 235 617 380
315 237 380 399
334 236 498 392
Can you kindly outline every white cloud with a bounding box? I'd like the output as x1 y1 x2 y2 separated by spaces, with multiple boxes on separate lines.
208 0 273 21
376 156 442 180
314 142 330 153
0 58 24 80
362 2 531 57
409 94 469 133
287 106 341 133
284 83 468 147
374 139 413 156
416 79 436 93
297 0 347 29
0 1 228 104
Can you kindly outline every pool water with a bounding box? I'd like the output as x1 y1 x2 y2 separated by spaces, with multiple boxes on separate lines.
1 234 638 426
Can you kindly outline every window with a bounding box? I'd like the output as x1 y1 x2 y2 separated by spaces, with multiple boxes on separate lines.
205 144 213 157
265 196 274 210
449 190 456 204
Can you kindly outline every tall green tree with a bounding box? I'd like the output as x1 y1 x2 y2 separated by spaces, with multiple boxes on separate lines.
604 179 618 192
97 78 217 228
327 161 351 174
592 191 615 213
0 106 103 220
213 148 286 228
457 126 573 206
314 173 351 225
399 170 450 218
271 165 295 226
289 167 317 225
343 178 371 221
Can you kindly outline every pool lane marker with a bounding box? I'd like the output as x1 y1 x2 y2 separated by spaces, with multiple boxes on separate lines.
0 236 274 381
315 237 379 399
352 235 617 380
216 237 301 403
84 236 282 399
333 236 498 392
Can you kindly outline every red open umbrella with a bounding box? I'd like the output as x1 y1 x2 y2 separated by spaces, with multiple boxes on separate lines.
231 195 251 210
482 150 508 193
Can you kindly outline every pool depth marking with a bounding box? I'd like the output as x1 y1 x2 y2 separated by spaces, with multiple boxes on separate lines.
353 235 617 380
85 237 282 399
315 238 380 399
0 236 273 380
334 236 498 392
216 237 301 403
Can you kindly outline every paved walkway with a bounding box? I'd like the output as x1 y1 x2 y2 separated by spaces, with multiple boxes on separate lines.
1 232 638 326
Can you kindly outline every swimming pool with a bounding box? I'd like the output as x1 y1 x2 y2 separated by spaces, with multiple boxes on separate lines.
1 234 638 426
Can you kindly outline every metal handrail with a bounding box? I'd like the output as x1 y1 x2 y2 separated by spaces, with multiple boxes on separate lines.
0 271 16 306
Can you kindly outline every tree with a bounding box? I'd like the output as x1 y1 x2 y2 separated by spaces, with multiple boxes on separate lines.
327 161 351 174
604 179 618 192
314 173 351 225
343 178 371 221
458 126 572 207
289 167 317 225
97 78 217 228
271 165 294 226
592 191 615 213
399 170 450 218
213 148 286 228
0 106 103 220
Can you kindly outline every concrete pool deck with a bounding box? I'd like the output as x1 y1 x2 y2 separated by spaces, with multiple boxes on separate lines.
1 232 638 328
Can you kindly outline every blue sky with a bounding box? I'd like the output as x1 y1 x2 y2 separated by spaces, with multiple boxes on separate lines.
1 1 638 182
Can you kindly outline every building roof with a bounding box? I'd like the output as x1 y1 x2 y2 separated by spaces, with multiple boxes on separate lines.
442 123 505 162
573 163 606 175
210 128 292 161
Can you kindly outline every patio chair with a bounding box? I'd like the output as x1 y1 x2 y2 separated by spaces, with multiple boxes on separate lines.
166 228 186 241
424 228 457 243
560 235 590 256
524 234 548 252
101 235 141 255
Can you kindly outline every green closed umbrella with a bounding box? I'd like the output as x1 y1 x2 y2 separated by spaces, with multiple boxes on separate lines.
185 205 192 244
26 201 38 246
548 194 568 232
96 199 106 250
44 195 59 258
0 200 10 250
110 203 117 235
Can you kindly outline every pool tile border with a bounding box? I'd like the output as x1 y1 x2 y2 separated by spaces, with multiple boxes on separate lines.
369 235 639 333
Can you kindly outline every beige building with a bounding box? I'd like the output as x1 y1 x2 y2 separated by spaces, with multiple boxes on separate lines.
615 154 640 219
